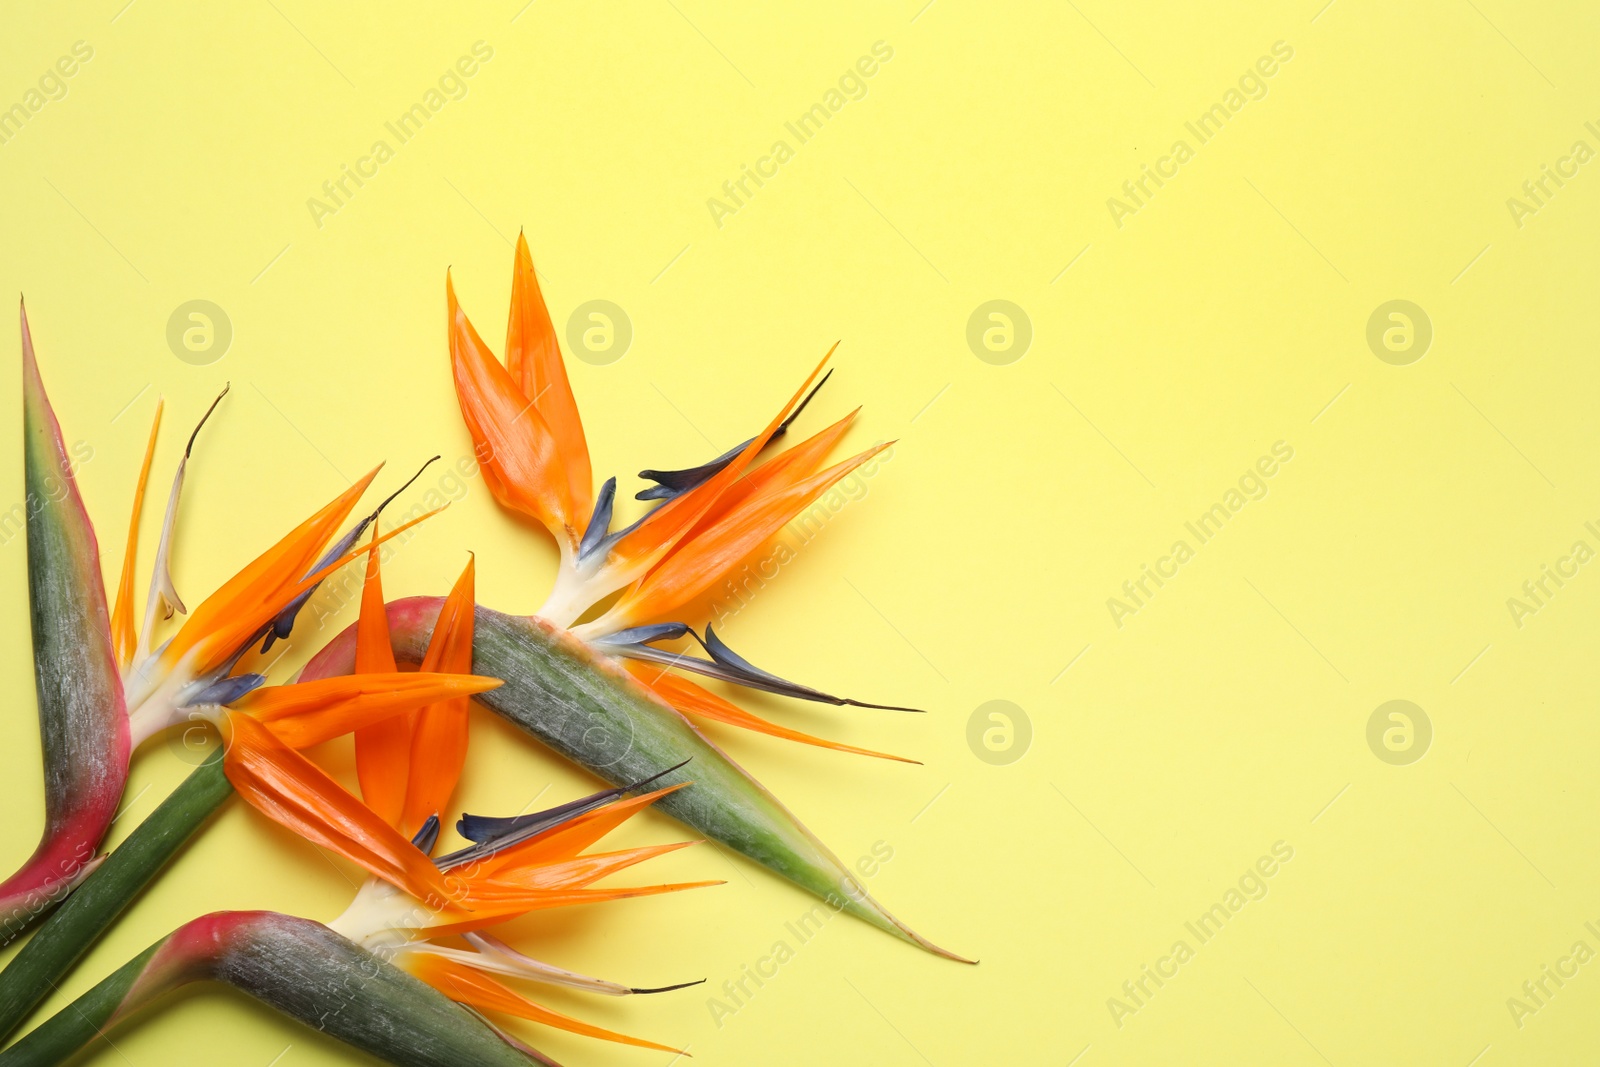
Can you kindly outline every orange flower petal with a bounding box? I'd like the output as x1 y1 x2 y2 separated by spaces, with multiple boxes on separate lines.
111 399 163 670
601 349 836 590
164 467 381 673
507 232 592 523
448 272 575 543
695 408 859 529
236 672 500 750
483 841 697 891
402 952 683 1054
401 555 477 836
627 663 916 763
423 880 721 937
353 529 410 828
610 441 891 626
476 784 688 878
222 711 455 904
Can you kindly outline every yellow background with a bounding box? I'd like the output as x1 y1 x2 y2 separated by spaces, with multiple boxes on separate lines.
3 1 1600 1064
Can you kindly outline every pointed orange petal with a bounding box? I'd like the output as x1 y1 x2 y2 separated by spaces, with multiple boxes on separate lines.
284 504 446 603
111 400 163 669
354 533 398 675
353 529 410 827
164 467 380 673
425 880 721 937
697 408 859 528
485 841 697 891
222 712 455 904
401 555 476 835
627 663 916 763
477 783 689 877
402 953 683 1054
448 272 575 543
611 441 890 626
603 348 836 585
237 672 501 750
507 233 592 522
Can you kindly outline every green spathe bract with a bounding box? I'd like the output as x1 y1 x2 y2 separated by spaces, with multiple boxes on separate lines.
302 597 965 961
0 306 131 939
0 911 553 1067
0 753 232 1041
0 575 962 1046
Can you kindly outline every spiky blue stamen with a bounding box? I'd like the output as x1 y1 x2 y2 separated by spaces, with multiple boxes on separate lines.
604 623 923 713
261 457 439 652
634 369 832 501
442 760 692 869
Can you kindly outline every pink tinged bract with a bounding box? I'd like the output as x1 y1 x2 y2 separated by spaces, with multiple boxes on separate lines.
0 304 131 940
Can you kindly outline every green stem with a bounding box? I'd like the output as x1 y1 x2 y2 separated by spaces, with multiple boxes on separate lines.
0 752 233 1043
0 942 159 1066
1 912 556 1067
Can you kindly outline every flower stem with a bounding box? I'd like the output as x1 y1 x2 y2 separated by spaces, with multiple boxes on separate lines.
1 912 557 1067
0 941 160 1065
0 751 233 1042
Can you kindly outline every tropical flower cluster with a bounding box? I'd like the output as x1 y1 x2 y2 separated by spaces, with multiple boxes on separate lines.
0 233 961 1067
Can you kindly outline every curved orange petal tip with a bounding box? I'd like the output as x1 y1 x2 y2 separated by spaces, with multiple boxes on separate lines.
609 440 892 628
484 841 697 891
426 881 722 937
693 407 859 525
221 712 455 904
633 369 836 504
627 663 917 763
286 503 448 604
604 345 838 585
403 951 685 1054
447 271 579 545
507 233 592 522
164 466 383 674
475 783 688 878
400 554 477 836
352 527 409 828
236 672 501 750
111 399 163 670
